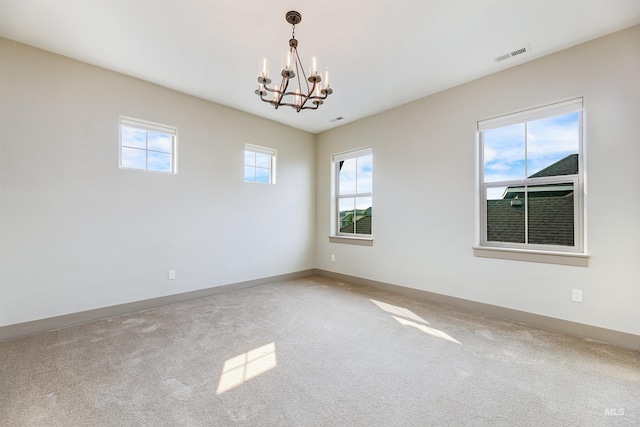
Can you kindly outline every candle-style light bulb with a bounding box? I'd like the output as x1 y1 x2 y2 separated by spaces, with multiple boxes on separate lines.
323 68 330 89
311 54 318 76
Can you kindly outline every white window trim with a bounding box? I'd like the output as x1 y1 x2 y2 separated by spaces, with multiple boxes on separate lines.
244 144 276 184
475 98 589 266
119 116 177 174
330 147 373 245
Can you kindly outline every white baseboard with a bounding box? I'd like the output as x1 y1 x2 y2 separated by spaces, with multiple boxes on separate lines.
314 269 640 352
3 268 638 353
0 269 315 341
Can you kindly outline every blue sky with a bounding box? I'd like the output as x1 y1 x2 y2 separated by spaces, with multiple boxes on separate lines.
339 153 373 211
483 112 579 186
339 154 372 194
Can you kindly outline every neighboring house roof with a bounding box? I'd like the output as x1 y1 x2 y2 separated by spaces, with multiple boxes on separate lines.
340 214 372 235
488 154 577 246
502 185 574 200
529 153 578 178
502 153 578 199
487 193 574 246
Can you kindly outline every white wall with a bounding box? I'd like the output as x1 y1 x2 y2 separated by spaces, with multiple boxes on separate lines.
3 25 639 338
316 25 640 336
0 38 316 326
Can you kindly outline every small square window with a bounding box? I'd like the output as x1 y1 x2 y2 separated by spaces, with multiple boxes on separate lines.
120 117 177 173
244 144 276 184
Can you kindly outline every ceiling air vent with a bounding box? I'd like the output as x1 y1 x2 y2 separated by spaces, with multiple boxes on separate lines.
494 44 531 62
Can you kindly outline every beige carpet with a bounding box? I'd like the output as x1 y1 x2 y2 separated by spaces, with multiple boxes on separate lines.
1 275 639 426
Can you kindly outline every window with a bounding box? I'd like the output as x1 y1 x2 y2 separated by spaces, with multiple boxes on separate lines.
333 147 373 238
119 117 177 173
477 98 585 257
244 144 276 184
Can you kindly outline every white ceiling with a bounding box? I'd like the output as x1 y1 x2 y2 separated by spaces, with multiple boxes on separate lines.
2 1 640 134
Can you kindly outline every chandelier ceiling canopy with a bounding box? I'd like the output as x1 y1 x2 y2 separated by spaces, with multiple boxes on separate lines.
255 11 333 112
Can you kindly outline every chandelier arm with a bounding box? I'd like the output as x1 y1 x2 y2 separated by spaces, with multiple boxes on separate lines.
300 103 320 111
276 101 302 109
309 90 329 100
292 52 307 111
280 91 308 97
275 76 291 108
293 48 311 94
259 85 279 108
259 78 287 109
258 91 280 109
262 80 286 96
262 81 326 107
293 48 313 112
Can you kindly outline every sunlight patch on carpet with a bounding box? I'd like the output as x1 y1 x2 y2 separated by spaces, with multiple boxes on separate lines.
216 342 277 395
369 299 430 324
370 299 461 344
393 316 462 345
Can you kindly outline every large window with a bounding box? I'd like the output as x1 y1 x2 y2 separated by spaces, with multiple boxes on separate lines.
478 98 584 254
333 148 373 237
244 144 276 184
119 117 177 173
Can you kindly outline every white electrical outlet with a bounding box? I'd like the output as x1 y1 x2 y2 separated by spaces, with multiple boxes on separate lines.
168 269 176 280
331 254 335 262
571 288 583 303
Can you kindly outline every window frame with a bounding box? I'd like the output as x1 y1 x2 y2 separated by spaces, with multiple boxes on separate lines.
476 98 587 262
244 144 276 184
332 147 373 243
119 116 177 174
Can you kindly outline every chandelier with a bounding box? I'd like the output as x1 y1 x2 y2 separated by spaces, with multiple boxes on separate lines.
255 11 333 112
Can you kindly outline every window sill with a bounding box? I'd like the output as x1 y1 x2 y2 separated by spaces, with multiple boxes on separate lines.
473 246 589 267
329 236 374 246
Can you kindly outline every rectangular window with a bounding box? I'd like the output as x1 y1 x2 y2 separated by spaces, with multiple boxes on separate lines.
478 98 584 254
334 147 373 237
244 144 276 184
119 117 177 173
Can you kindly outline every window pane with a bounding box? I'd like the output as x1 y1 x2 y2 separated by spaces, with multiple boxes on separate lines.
486 186 525 243
527 183 575 246
483 123 525 182
147 151 171 172
121 126 147 149
255 152 271 169
147 131 172 153
338 158 357 195
255 167 270 183
527 112 579 178
244 166 256 182
244 150 256 166
121 146 146 169
357 154 373 193
354 196 372 235
338 197 356 233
